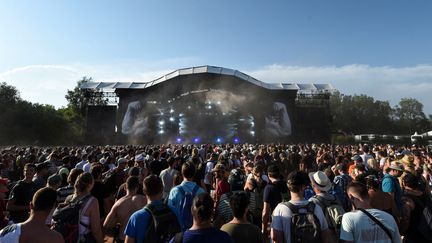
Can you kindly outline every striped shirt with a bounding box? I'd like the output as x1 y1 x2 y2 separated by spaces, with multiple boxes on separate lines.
217 190 256 224
57 185 74 204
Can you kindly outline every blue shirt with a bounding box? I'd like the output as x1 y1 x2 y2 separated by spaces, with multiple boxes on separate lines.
168 181 205 213
169 227 233 243
381 173 402 209
124 200 182 243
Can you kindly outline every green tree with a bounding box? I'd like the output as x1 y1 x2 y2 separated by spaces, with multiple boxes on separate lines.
330 92 394 134
65 77 108 117
394 98 429 133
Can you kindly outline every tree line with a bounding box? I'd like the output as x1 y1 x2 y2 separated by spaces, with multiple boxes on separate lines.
330 91 431 135
0 78 430 145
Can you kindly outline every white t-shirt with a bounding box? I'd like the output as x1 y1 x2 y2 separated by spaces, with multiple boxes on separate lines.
204 161 214 185
75 160 87 170
0 223 21 243
82 162 92 172
340 209 401 243
160 167 178 199
271 200 328 243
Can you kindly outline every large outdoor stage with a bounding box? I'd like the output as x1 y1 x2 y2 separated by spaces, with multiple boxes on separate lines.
80 66 334 144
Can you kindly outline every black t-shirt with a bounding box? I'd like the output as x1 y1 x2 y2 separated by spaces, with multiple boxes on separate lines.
263 180 288 212
9 181 37 223
194 162 206 185
91 181 109 217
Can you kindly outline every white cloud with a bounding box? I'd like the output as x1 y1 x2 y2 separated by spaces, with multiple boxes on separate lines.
1 63 432 114
247 64 432 114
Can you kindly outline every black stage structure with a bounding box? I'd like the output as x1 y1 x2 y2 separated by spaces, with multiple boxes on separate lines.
80 66 334 144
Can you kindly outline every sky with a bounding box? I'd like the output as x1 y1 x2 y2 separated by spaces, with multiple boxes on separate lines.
1 0 432 113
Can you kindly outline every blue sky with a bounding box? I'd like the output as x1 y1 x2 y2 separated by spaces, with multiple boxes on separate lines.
1 0 432 114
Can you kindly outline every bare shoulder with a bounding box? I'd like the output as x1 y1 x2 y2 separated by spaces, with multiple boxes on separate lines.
50 229 65 243
132 195 147 205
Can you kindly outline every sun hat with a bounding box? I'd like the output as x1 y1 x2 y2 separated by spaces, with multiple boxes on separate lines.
308 171 332 192
388 161 404 172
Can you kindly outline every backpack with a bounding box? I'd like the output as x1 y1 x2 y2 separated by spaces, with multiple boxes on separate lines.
283 202 321 243
102 170 119 194
418 194 432 240
51 194 92 243
144 203 181 243
178 184 200 230
313 195 345 238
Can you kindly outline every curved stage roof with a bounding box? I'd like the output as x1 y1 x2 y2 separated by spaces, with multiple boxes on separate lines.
80 65 334 93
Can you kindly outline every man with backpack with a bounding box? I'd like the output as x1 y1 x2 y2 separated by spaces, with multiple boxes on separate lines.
124 175 182 243
168 162 205 231
271 170 330 243
340 181 401 243
309 171 345 243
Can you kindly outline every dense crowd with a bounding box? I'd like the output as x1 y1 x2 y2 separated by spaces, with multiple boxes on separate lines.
0 143 431 243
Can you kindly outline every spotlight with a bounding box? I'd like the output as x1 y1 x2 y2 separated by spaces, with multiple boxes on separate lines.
250 131 255 136
193 137 200 143
158 120 165 126
216 101 221 105
179 113 184 117
233 138 240 144
216 138 222 143
169 117 175 122
159 130 164 134
170 109 174 113
176 137 182 143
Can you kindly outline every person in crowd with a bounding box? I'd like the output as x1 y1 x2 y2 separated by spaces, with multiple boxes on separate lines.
90 164 110 218
333 163 352 211
244 164 268 226
75 153 89 170
215 168 254 227
57 168 83 204
134 154 148 183
46 174 62 190
400 173 432 243
33 162 50 190
271 170 330 243
7 163 37 223
348 155 363 179
63 172 103 243
171 193 232 243
160 156 179 200
340 181 401 243
212 163 230 214
204 153 218 192
364 175 398 219
309 170 344 243
104 176 146 243
0 187 64 243
262 164 288 238
382 161 404 210
221 191 262 243
83 154 97 173
168 162 205 230
0 178 9 229
124 175 181 243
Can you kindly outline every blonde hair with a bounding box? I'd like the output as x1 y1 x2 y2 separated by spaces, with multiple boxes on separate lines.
367 158 379 170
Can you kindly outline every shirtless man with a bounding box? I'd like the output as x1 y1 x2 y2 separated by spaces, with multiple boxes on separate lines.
103 176 146 243
0 187 64 243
